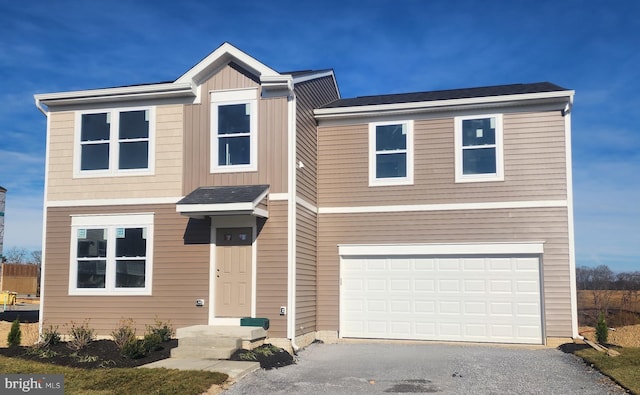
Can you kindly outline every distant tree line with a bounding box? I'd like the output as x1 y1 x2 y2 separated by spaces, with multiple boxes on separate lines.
576 265 640 291
1 247 41 265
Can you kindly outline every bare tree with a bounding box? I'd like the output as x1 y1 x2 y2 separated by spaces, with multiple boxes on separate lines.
3 247 29 264
30 250 42 266
590 265 615 313
576 266 593 290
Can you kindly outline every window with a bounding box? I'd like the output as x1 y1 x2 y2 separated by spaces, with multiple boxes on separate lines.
76 108 154 176
455 114 504 182
211 89 258 173
369 120 414 186
69 214 153 295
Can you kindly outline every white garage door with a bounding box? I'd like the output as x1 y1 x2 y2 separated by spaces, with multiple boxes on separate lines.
340 256 542 344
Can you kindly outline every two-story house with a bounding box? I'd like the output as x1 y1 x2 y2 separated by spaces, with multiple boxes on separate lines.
35 42 577 347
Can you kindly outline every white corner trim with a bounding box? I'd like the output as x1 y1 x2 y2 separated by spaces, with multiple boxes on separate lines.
564 105 579 339
338 242 545 256
296 196 318 214
47 197 182 208
269 193 289 201
319 200 568 214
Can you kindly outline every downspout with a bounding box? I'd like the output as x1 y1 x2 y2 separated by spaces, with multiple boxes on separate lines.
34 96 49 337
563 95 581 340
286 81 300 352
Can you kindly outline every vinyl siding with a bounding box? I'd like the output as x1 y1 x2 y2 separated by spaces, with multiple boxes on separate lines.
295 76 340 205
46 105 183 201
316 207 573 338
295 204 317 336
318 111 567 206
183 63 288 194
42 204 210 335
255 200 288 338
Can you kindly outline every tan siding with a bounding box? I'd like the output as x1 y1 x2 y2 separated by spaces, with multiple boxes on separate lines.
295 205 317 336
317 207 573 338
295 76 340 205
318 111 568 206
46 105 183 201
256 201 288 338
42 204 209 335
183 63 288 194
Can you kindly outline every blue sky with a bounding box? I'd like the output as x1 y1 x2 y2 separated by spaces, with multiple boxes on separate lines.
0 0 638 272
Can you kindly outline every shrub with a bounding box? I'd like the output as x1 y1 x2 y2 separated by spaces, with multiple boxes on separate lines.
596 312 608 344
66 320 95 351
121 339 147 359
41 325 62 347
111 319 138 352
7 318 21 347
146 318 175 342
143 332 163 352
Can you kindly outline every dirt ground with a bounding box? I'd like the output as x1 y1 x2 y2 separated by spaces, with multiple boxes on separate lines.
579 324 640 348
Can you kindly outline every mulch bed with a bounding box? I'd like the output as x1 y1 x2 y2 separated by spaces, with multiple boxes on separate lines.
229 345 295 370
0 339 177 369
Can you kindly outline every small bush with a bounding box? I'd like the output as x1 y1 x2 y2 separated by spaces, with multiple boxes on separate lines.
111 319 138 352
7 319 22 347
40 325 62 347
596 312 608 344
146 318 175 342
66 320 95 351
143 332 163 352
121 339 147 359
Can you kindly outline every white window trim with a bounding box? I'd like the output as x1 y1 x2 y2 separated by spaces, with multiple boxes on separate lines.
73 107 156 178
69 213 154 296
368 120 414 186
454 113 504 183
210 88 258 174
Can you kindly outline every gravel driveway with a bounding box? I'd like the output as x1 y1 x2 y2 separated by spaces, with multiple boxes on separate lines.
223 342 628 395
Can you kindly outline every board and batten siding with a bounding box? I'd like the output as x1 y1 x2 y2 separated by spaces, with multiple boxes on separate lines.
295 75 340 205
255 200 289 338
317 111 568 207
46 105 184 201
42 204 210 335
183 63 288 195
316 207 573 338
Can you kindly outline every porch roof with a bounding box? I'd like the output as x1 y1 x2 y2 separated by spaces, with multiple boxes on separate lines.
176 185 269 218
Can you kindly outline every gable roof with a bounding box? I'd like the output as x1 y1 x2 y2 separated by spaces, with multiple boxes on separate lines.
321 82 568 109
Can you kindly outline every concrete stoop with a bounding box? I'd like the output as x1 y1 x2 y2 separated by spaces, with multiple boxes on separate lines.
170 325 267 360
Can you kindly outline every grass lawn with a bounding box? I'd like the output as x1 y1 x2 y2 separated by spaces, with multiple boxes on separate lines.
0 355 227 395
575 347 640 394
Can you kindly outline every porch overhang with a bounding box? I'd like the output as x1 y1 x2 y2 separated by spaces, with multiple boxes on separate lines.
176 185 269 219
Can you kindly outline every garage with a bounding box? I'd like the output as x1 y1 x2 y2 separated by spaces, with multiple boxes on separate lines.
339 244 543 344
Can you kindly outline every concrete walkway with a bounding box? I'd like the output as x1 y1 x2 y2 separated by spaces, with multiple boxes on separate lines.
140 358 260 380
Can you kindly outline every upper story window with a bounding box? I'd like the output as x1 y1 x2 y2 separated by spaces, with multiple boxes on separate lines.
454 114 504 183
210 89 258 173
75 107 155 177
369 120 414 186
69 213 153 296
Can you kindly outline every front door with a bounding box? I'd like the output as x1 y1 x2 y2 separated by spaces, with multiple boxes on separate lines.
215 227 252 317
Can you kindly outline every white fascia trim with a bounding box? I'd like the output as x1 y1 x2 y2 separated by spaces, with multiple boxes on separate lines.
319 200 568 214
338 242 545 256
291 70 335 85
34 83 195 108
296 196 318 214
564 97 579 339
177 202 254 213
46 197 181 208
314 91 574 119
269 193 289 201
176 42 280 84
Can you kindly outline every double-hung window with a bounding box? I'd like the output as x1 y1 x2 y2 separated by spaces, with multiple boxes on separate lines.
454 114 504 182
210 89 258 173
369 120 414 186
76 107 154 176
70 214 153 295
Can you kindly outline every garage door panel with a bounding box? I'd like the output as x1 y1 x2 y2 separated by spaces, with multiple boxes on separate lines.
340 255 542 344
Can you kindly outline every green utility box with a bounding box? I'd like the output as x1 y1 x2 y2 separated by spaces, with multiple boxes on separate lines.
240 317 269 330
